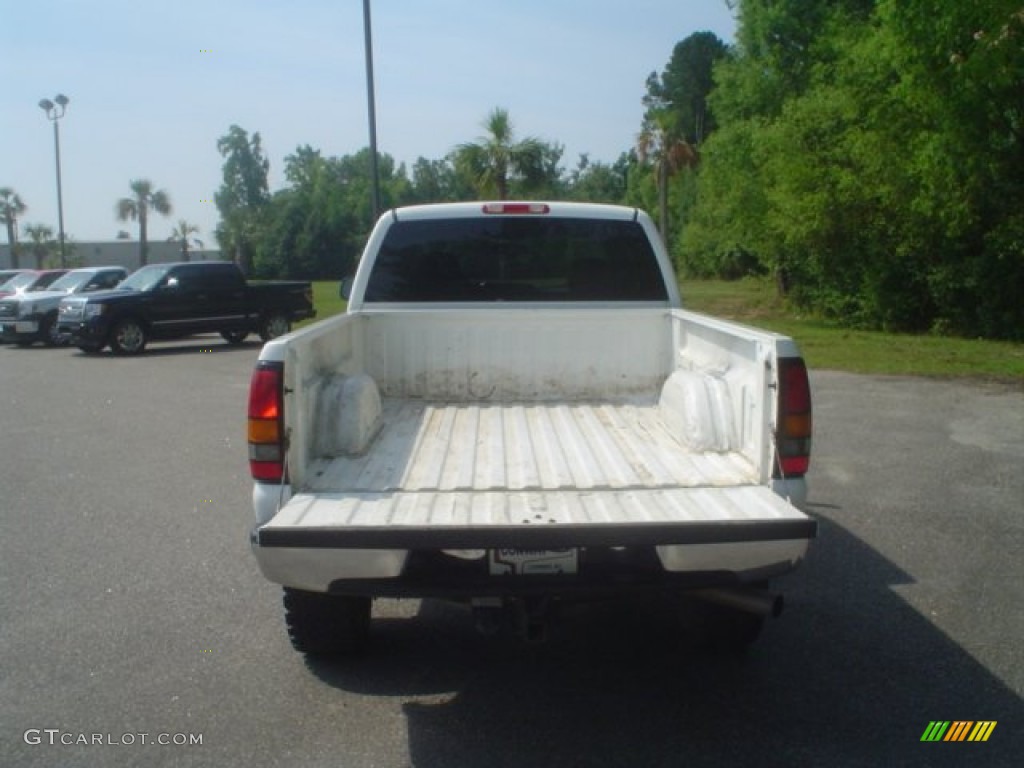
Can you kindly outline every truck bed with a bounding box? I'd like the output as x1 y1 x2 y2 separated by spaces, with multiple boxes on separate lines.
308 398 756 493
258 397 813 550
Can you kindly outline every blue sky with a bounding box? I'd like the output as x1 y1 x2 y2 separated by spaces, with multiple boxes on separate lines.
3 0 736 243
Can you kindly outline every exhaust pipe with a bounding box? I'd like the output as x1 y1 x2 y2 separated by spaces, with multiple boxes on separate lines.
691 587 784 618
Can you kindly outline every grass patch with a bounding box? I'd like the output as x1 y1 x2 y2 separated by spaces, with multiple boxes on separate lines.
297 281 346 329
301 278 1024 382
683 277 1024 382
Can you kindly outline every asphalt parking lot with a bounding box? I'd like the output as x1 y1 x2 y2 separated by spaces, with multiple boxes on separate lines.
2 338 1022 767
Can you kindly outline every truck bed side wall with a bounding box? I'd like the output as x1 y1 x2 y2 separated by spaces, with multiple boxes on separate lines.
671 310 780 483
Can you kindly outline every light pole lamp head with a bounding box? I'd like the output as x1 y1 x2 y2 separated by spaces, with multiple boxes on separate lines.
54 94 69 107
39 98 55 112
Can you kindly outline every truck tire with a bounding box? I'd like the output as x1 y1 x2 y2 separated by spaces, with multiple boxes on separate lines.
42 313 63 347
259 313 291 341
703 607 765 651
109 319 147 355
221 330 249 345
282 588 371 657
690 585 770 652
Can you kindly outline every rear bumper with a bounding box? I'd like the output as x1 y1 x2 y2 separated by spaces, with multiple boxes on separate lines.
250 537 810 596
250 485 815 594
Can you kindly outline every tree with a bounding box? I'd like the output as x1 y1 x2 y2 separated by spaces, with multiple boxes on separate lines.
409 157 467 203
22 223 54 269
685 0 1024 337
874 0 1024 335
453 108 550 199
256 146 414 279
116 179 172 267
1 187 27 268
215 125 270 275
168 220 203 261
565 153 630 204
637 116 698 246
635 31 726 262
713 0 875 121
644 31 728 145
283 144 323 188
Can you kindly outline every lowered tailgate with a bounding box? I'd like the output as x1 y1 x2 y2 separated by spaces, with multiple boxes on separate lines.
254 485 815 549
251 398 815 590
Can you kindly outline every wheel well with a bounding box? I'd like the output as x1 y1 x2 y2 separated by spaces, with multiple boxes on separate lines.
112 315 149 331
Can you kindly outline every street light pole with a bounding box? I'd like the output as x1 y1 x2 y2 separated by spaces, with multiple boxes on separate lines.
38 94 69 268
362 0 381 220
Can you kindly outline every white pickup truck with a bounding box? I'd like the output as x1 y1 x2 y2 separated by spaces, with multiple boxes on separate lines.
248 202 814 654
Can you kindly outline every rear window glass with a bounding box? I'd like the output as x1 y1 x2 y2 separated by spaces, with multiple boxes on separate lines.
364 217 668 302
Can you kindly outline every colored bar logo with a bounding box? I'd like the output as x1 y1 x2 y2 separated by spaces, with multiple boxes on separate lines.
921 721 997 742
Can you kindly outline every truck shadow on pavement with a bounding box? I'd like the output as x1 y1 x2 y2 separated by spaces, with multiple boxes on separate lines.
305 512 1023 767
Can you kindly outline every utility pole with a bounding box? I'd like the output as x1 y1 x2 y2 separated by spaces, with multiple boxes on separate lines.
39 94 70 267
363 0 381 220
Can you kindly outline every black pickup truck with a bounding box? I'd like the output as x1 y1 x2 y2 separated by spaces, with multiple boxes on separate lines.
56 261 315 354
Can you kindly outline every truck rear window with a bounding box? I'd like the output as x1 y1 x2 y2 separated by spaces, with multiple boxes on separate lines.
365 217 669 302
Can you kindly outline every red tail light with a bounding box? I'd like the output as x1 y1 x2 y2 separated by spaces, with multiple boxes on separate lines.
482 203 550 214
775 358 812 477
248 361 286 482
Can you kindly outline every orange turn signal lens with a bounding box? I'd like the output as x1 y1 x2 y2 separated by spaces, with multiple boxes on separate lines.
248 418 280 444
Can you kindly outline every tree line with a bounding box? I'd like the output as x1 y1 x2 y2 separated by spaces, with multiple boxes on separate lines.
212 109 633 282
1 181 204 268
214 1 1020 340
0 187 75 269
682 0 1022 339
8 1 1017 339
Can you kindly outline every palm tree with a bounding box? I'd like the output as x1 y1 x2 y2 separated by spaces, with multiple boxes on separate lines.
168 220 203 261
637 116 698 246
454 108 545 200
22 223 54 269
116 179 172 267
1 187 27 268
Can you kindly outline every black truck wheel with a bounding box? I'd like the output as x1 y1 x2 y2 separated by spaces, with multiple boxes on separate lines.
702 607 765 651
42 313 63 347
109 318 147 355
283 588 371 657
689 583 772 652
259 313 291 341
221 330 249 345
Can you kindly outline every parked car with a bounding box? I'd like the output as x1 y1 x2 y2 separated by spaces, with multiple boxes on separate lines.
57 261 315 354
0 266 127 346
0 269 31 287
0 269 68 299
